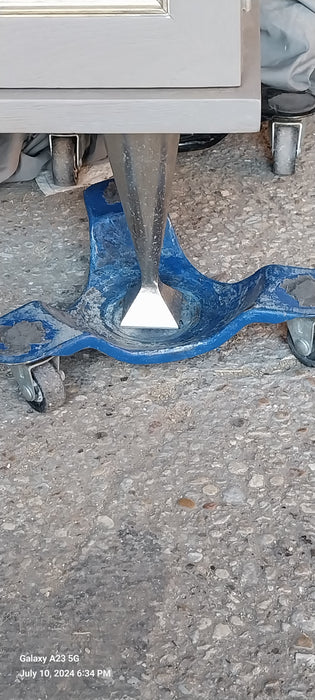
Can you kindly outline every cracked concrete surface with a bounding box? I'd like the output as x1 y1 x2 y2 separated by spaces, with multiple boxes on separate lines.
0 121 314 699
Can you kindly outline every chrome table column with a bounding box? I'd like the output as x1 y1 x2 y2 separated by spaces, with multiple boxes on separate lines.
105 133 182 329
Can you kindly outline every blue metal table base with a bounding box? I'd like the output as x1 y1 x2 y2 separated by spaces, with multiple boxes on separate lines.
1 179 315 367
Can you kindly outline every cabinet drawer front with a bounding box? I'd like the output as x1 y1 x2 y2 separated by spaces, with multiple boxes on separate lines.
0 0 242 88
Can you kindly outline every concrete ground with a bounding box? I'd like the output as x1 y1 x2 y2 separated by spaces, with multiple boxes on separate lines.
0 121 314 700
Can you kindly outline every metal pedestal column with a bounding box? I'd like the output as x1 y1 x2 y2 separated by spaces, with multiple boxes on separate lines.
104 133 182 329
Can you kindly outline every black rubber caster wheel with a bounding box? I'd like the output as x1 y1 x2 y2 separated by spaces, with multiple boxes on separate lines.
272 124 300 176
51 136 78 187
287 329 315 368
178 133 227 153
27 362 66 413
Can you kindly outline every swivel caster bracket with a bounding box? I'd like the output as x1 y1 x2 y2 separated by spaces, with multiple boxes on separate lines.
261 86 315 176
49 133 91 187
287 317 315 358
271 120 303 158
10 357 65 412
287 316 315 367
11 357 62 404
271 120 303 176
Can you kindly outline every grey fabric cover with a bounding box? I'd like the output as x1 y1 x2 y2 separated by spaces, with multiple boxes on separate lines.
0 134 107 185
261 0 315 93
0 134 50 184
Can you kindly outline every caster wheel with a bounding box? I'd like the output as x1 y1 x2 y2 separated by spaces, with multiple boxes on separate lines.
51 136 78 186
272 124 300 176
287 328 315 368
178 133 227 153
27 362 66 413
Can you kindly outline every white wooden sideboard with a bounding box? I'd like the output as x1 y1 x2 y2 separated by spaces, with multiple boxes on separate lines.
0 0 260 133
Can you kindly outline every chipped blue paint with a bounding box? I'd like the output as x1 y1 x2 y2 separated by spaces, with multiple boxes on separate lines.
0 179 315 366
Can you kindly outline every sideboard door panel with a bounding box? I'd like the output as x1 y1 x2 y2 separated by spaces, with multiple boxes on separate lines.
0 0 242 88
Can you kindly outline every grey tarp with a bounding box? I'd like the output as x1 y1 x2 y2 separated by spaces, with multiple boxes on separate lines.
0 133 108 185
261 0 315 92
0 134 50 184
